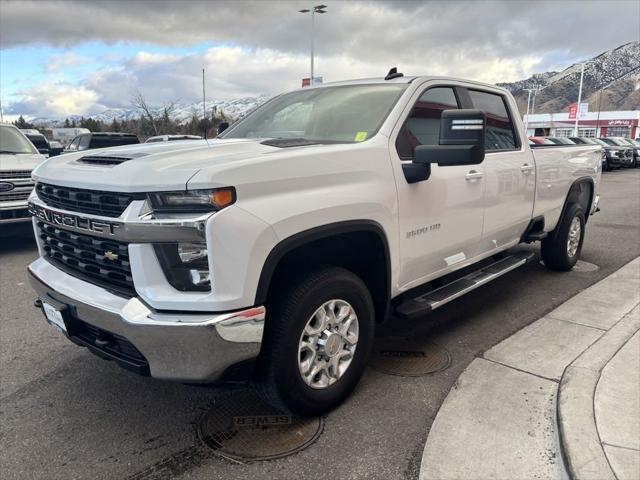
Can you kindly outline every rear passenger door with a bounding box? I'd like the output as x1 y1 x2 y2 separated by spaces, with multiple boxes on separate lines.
466 88 535 253
391 85 486 289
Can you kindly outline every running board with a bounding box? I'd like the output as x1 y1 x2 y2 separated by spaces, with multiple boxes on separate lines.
395 252 535 320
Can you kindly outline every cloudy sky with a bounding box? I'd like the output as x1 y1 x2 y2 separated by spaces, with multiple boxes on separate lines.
1 0 639 119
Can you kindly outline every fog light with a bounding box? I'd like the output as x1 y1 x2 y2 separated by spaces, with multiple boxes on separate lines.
190 269 211 287
178 243 208 263
154 243 211 292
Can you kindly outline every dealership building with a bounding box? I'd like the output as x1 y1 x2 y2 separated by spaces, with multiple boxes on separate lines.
523 110 639 139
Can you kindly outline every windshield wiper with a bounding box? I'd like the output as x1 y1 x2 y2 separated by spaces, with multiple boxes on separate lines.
0 150 21 154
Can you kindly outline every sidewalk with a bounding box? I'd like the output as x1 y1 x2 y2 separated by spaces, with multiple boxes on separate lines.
419 257 640 480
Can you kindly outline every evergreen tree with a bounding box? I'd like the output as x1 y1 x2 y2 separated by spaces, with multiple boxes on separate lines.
13 115 34 129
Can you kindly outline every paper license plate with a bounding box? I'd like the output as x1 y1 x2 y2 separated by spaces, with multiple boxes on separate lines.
42 301 67 334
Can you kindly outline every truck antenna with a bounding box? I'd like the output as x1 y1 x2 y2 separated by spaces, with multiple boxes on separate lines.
202 68 207 139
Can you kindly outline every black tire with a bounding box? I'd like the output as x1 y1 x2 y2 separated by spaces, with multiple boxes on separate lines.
255 267 375 416
541 203 585 271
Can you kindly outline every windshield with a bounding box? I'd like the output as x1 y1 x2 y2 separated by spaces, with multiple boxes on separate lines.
592 138 609 147
221 84 408 143
0 125 38 154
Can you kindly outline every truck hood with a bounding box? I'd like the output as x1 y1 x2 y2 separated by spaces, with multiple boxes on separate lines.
31 139 285 192
1 152 47 172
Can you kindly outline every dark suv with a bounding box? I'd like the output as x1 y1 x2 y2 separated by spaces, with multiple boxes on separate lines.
599 138 634 168
66 132 140 152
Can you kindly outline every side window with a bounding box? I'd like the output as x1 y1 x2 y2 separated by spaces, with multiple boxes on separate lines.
395 87 459 159
468 90 518 151
78 135 91 150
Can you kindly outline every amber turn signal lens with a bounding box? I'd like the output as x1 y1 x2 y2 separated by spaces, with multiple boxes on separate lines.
210 187 235 209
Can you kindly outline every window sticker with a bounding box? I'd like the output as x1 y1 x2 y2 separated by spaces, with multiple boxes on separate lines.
354 131 368 142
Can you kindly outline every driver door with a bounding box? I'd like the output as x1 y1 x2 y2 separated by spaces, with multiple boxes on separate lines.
390 85 485 290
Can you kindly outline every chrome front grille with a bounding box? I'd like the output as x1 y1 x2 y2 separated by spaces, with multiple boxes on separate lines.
35 182 142 217
36 220 135 297
0 170 34 203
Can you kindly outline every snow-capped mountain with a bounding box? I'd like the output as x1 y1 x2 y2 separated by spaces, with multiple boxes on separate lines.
29 95 272 127
499 41 640 113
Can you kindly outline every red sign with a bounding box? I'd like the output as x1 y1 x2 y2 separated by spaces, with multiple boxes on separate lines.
568 103 577 120
301 78 311 87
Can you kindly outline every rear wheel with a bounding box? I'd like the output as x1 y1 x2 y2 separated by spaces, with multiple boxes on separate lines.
541 203 585 271
256 267 375 416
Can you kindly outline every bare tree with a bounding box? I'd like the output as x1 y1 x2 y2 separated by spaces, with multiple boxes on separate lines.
130 90 177 136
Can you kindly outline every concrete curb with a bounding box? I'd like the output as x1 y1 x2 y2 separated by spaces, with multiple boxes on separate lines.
419 257 640 480
558 306 640 480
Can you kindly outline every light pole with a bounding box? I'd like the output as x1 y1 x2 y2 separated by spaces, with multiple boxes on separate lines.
299 5 327 84
574 62 585 136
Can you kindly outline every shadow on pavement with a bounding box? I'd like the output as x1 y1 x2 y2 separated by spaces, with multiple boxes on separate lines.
0 223 37 254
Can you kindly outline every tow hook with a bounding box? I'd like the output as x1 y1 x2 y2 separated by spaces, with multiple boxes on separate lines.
34 298 42 308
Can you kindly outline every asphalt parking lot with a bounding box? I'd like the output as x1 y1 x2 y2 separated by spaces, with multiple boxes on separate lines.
1 170 639 480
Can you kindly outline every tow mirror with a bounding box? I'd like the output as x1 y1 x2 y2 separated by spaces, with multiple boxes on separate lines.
403 110 486 184
217 122 229 135
415 109 486 167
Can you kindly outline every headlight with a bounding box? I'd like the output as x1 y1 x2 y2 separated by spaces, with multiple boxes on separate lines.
148 187 236 213
154 242 211 291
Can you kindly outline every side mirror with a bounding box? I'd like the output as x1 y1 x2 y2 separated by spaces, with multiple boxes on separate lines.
217 122 229 135
402 109 486 184
415 109 486 167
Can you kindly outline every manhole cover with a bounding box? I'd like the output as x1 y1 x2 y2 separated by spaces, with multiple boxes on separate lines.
572 260 600 273
368 336 451 377
197 390 323 462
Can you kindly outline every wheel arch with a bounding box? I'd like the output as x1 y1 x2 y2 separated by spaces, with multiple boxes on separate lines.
551 177 595 240
255 220 391 323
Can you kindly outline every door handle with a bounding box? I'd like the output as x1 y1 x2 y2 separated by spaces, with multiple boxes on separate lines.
465 170 484 181
521 164 535 174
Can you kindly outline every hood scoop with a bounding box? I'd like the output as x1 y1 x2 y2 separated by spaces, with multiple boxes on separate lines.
76 151 149 166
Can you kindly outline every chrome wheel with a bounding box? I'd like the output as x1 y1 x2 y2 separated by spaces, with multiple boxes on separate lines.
298 299 359 389
567 216 581 258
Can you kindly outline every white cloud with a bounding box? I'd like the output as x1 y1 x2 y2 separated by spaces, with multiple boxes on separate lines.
45 52 89 73
8 83 103 117
3 0 638 118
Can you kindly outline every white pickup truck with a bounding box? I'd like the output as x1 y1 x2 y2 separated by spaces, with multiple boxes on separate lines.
27 72 601 416
0 124 45 223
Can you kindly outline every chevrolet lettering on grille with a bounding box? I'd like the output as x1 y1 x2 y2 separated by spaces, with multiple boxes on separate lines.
28 202 121 236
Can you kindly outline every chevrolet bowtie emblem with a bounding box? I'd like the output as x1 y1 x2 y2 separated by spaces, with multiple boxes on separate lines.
104 251 119 261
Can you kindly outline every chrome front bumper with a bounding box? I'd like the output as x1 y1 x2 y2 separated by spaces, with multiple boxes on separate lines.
28 258 265 382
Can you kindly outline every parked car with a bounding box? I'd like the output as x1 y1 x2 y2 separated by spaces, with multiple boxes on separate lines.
599 138 634 167
0 124 46 223
145 135 203 143
48 141 64 157
528 136 555 145
27 74 601 415
611 137 640 166
66 132 140 152
591 138 627 170
22 131 51 157
546 137 576 145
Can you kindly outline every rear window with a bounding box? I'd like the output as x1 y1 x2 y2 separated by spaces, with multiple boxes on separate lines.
90 136 139 149
27 134 49 150
468 90 518 151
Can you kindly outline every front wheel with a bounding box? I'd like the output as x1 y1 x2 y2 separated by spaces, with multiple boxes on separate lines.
256 267 375 416
541 203 585 271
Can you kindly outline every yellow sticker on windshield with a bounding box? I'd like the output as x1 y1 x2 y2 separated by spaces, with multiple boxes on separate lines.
354 131 368 142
